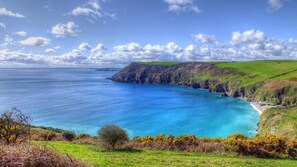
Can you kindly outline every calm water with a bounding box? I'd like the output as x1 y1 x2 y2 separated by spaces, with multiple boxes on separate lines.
0 68 259 138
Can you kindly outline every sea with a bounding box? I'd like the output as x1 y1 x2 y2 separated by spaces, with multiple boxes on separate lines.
0 68 259 138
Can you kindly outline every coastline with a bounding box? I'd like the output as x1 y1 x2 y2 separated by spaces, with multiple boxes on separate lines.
250 102 263 115
249 101 275 115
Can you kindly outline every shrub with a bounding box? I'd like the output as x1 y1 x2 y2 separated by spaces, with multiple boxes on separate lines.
224 134 290 158
0 108 31 145
287 137 297 158
0 144 87 167
39 132 57 141
97 125 129 149
131 134 225 153
63 131 76 141
77 133 91 139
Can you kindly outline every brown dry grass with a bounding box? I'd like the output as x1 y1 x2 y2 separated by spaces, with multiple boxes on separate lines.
0 143 88 167
261 80 297 91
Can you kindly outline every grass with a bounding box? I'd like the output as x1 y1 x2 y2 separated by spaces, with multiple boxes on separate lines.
258 106 297 137
214 60 297 87
138 62 182 66
35 141 297 167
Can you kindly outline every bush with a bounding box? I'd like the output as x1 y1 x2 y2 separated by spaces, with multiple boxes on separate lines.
0 108 31 145
97 125 129 149
39 132 57 141
77 133 91 139
0 144 87 167
224 134 291 158
131 134 224 153
63 131 76 141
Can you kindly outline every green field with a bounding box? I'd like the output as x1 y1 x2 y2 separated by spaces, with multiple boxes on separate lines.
35 141 297 167
214 60 297 87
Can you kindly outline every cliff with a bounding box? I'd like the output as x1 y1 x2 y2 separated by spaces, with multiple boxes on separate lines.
112 61 297 106
112 61 297 136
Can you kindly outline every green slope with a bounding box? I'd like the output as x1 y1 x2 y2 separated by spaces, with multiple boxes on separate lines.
214 60 297 87
36 141 297 167
258 106 297 137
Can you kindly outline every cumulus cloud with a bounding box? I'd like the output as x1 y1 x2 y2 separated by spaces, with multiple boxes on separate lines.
20 37 50 46
13 31 27 36
0 8 24 18
0 23 6 29
78 42 92 51
1 30 297 67
192 34 216 44
231 30 266 45
164 0 201 14
51 21 79 38
268 0 283 12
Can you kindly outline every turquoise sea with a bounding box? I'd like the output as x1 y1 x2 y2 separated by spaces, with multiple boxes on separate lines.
0 68 259 138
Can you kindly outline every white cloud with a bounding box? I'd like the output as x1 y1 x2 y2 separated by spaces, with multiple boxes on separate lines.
71 7 100 17
79 42 92 51
20 37 50 46
13 31 27 36
45 46 61 53
231 30 266 45
114 42 143 52
192 34 216 44
51 21 79 37
268 0 283 12
0 8 24 18
0 23 6 29
1 30 297 67
164 0 201 14
289 38 297 45
45 48 56 53
59 49 87 64
69 0 114 21
1 35 13 47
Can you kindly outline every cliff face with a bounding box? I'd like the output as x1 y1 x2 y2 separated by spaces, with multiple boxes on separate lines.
111 62 241 95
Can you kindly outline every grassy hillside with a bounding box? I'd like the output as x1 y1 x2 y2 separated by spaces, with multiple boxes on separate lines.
36 141 297 167
258 106 297 137
214 60 297 87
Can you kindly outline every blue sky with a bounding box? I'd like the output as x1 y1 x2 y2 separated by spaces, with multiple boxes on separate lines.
0 0 297 67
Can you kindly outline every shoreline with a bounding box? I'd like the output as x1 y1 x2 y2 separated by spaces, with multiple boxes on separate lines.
250 102 264 115
249 101 276 115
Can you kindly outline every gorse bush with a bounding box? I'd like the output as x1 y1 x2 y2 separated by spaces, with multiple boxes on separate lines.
97 125 129 149
132 134 224 153
224 134 292 158
130 134 297 158
63 131 76 141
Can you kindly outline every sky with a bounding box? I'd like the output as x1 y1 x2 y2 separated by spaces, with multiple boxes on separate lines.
0 0 297 67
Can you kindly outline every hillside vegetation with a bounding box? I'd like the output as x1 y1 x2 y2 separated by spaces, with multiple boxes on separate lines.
36 141 297 167
258 106 297 137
